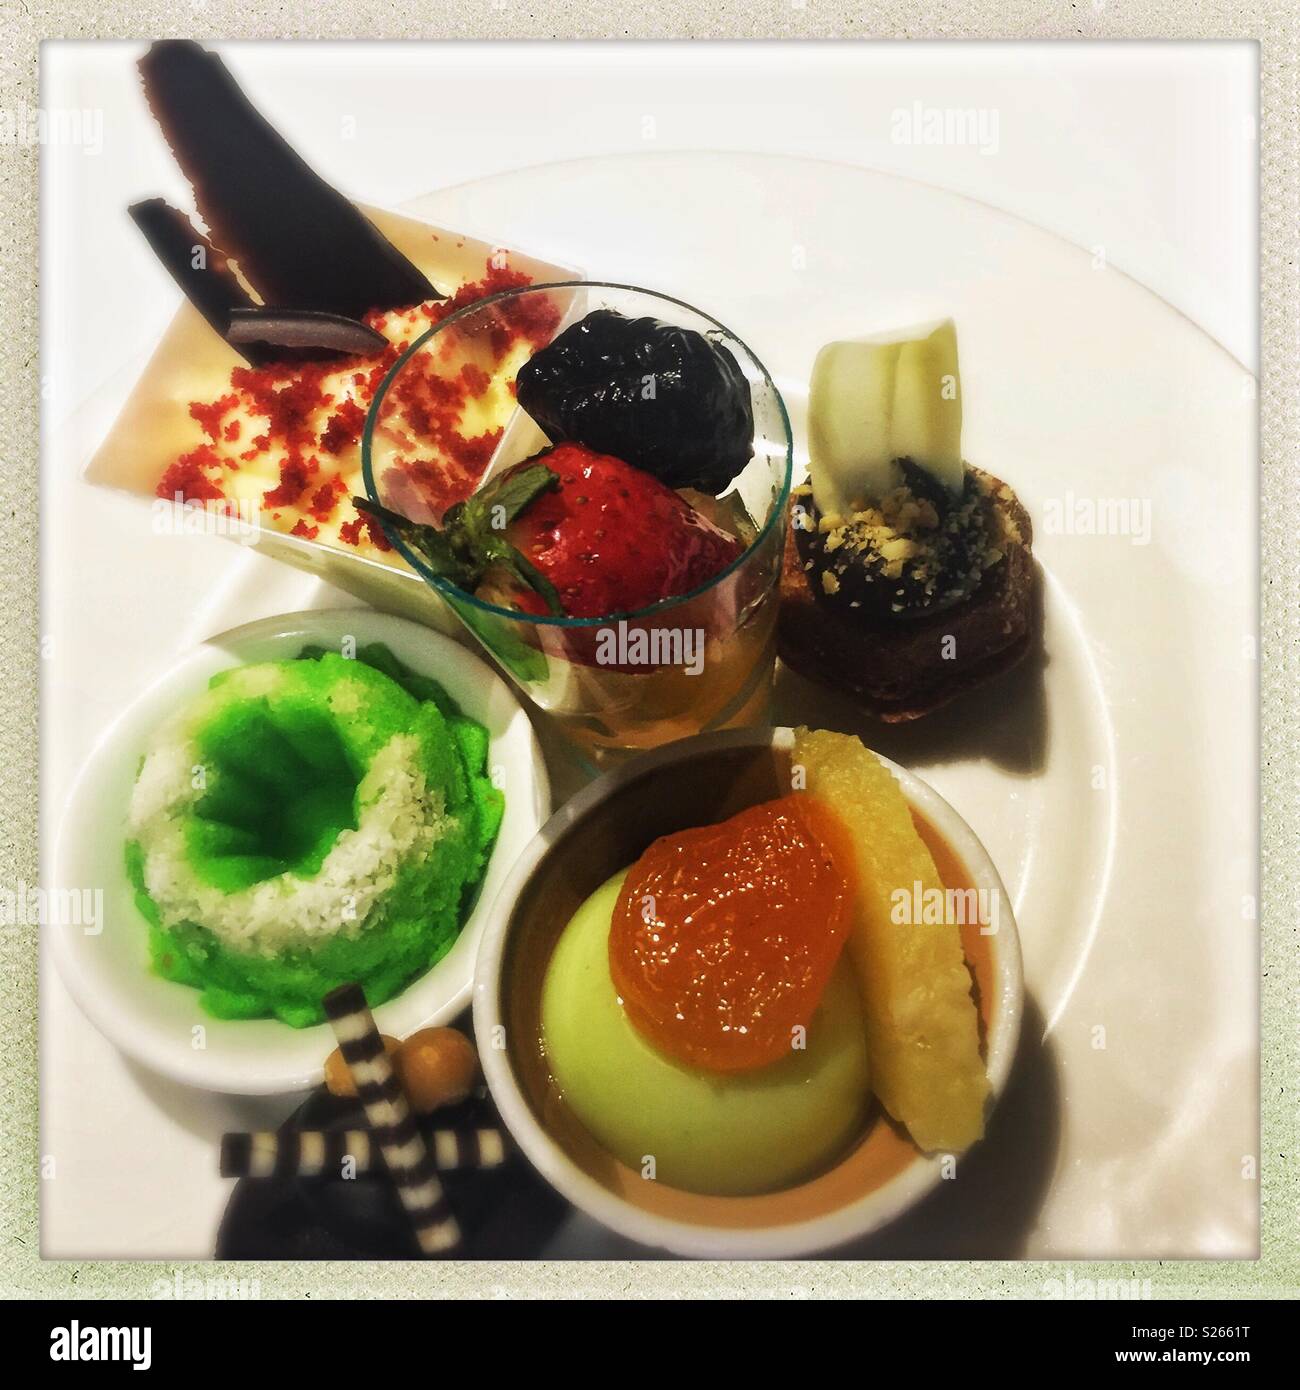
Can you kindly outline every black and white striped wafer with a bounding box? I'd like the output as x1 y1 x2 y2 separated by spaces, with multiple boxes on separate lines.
220 1129 375 1179
220 1126 506 1179
430 1126 506 1172
322 983 460 1255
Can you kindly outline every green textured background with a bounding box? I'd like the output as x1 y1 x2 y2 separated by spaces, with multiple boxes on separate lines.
7 12 1296 1299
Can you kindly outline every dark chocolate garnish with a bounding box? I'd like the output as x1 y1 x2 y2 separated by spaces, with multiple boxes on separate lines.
129 203 390 365
137 41 441 322
128 198 273 363
227 307 389 360
215 1089 569 1260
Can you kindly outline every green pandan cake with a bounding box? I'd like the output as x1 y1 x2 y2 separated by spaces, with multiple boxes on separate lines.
124 645 503 1027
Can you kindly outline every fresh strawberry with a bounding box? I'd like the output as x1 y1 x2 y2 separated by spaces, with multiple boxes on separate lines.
502 443 743 617
357 443 742 619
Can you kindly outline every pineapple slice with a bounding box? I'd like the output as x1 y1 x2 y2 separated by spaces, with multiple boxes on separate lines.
792 727 989 1153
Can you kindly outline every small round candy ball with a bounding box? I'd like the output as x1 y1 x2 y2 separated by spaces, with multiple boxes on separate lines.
324 1035 400 1099
394 1028 479 1114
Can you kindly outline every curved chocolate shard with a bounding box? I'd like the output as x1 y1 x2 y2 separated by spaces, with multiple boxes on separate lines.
129 197 269 361
138 40 441 320
130 202 390 364
227 307 389 359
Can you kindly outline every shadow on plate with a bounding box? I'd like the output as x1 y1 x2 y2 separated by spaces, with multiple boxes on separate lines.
124 1058 293 1140
773 561 1049 776
826 994 1059 1259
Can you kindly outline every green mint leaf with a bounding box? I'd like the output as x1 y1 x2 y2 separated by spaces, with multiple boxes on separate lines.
468 463 559 531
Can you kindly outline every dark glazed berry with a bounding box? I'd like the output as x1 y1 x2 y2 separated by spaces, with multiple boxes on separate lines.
515 309 755 495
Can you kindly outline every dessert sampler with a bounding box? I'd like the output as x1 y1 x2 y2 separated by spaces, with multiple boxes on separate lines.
70 42 1042 1259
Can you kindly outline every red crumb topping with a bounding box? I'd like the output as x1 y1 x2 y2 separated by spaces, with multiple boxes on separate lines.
263 453 317 508
338 509 393 552
157 445 226 502
460 363 492 396
159 257 561 544
308 474 348 522
320 399 366 455
189 394 239 442
229 368 329 452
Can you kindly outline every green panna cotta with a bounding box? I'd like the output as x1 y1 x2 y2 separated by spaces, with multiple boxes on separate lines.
125 644 503 1027
541 871 870 1196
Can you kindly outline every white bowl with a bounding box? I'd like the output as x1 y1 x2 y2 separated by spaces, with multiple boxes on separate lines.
52 609 549 1095
474 726 1023 1258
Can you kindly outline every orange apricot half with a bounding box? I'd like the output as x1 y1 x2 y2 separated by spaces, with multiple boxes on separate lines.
610 794 851 1073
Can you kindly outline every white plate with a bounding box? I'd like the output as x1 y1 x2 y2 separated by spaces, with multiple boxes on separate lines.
426 154 1256 1262
43 153 1256 1259
51 609 549 1094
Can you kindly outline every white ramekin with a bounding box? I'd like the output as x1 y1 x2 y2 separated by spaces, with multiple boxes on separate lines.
474 725 1023 1258
52 608 549 1095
